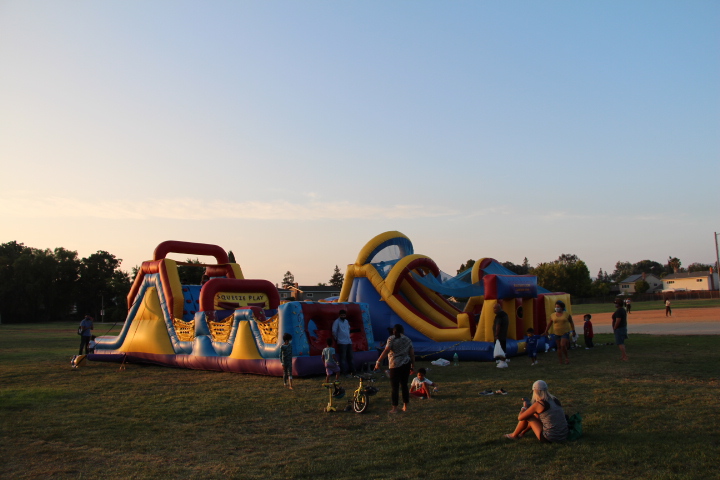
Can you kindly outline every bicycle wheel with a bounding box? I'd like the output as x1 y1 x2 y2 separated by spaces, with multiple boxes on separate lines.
353 393 369 413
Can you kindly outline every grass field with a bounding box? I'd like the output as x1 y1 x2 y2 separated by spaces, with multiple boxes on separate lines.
1 322 719 480
571 298 720 315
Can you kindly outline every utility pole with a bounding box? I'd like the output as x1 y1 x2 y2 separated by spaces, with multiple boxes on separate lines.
715 232 720 295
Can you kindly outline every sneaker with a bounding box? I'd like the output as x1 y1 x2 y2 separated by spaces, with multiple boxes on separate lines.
479 389 494 396
497 361 509 369
495 388 508 395
506 359 511 363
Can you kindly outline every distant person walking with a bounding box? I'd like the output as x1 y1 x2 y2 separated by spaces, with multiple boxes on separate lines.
665 299 672 317
78 315 94 355
612 300 629 361
625 298 632 314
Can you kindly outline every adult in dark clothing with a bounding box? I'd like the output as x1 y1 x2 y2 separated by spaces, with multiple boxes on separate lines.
612 301 629 361
78 315 94 355
375 324 415 413
493 302 509 367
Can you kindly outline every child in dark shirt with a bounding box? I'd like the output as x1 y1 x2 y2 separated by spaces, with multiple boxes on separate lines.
280 333 293 390
583 314 594 349
525 328 542 366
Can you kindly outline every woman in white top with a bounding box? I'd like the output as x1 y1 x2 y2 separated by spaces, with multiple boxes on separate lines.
374 324 415 413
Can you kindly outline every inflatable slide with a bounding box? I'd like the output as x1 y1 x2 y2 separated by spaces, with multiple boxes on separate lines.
91 241 377 376
339 232 572 361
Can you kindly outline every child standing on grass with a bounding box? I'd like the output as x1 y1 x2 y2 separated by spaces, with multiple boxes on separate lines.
322 338 341 383
583 314 594 349
410 368 438 399
525 328 541 365
88 335 97 354
280 333 293 390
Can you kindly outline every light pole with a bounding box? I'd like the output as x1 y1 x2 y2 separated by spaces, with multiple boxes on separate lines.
715 232 719 296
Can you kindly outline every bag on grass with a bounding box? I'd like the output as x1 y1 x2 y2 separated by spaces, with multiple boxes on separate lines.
566 413 583 441
493 340 505 359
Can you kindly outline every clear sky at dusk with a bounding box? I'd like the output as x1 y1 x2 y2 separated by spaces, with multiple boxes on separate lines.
1 1 718 285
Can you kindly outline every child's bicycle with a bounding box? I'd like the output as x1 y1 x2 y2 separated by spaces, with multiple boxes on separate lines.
350 373 378 413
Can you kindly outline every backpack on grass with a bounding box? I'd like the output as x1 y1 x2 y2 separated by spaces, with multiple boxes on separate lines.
566 413 583 441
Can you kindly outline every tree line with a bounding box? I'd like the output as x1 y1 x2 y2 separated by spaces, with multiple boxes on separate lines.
3 239 714 324
0 241 132 324
457 255 716 299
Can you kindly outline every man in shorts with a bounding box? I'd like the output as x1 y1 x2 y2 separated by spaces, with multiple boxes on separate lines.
612 300 629 361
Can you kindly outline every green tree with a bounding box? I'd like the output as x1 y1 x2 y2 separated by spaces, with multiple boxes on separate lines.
178 258 204 285
328 265 344 288
522 257 531 273
667 257 682 274
634 279 650 294
611 261 634 282
687 262 713 272
282 271 295 289
632 260 664 277
457 259 475 275
77 251 123 320
534 254 592 297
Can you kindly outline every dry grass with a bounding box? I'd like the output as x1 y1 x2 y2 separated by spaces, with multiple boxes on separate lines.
1 322 719 479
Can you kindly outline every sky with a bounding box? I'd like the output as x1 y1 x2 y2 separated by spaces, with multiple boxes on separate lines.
1 1 718 286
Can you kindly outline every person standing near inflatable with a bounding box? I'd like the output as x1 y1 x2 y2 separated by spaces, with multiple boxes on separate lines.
543 301 575 365
374 324 415 413
332 309 355 377
493 302 509 368
78 315 94 355
612 300 629 361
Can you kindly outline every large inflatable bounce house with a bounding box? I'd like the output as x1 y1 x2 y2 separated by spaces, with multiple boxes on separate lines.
339 231 572 361
90 241 378 376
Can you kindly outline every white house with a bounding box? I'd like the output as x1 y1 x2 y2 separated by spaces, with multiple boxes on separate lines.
619 273 663 293
662 269 719 292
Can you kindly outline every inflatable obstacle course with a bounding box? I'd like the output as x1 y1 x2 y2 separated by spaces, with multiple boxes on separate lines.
339 231 571 361
91 241 377 376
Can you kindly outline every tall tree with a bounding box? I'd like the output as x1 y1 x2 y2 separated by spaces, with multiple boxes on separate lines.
328 265 344 288
687 262 713 272
178 258 204 285
457 259 475 275
611 261 634 281
534 254 592 297
667 257 682 274
632 260 664 277
282 271 295 289
76 251 123 320
634 279 650 294
522 257 531 273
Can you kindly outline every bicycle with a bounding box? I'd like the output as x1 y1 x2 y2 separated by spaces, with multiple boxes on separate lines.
350 373 378 413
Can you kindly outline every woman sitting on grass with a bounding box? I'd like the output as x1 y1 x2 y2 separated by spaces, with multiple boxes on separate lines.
504 380 568 442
